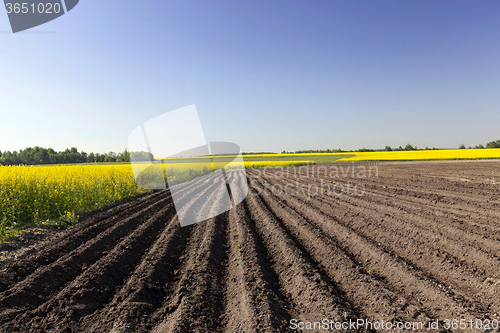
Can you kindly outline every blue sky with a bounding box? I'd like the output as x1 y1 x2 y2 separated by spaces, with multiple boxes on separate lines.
1 0 500 153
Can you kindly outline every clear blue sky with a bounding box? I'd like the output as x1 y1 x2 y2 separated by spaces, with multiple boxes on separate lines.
1 0 499 153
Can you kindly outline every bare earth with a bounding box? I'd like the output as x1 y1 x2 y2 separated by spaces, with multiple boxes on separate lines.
1 161 500 332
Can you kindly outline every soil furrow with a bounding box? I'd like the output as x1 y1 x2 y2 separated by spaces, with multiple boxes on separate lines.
10 205 176 332
0 196 172 321
265 170 500 314
245 190 374 331
85 172 231 333
151 182 231 333
251 174 478 324
264 171 500 284
222 195 290 332
0 190 168 293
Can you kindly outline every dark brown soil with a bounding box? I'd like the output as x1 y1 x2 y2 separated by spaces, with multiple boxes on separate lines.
1 161 500 332
0 225 60 265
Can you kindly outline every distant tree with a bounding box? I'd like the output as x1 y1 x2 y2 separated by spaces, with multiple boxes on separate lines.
35 149 49 164
486 140 500 148
404 144 417 151
104 152 117 163
474 144 485 149
458 144 466 149
0 146 137 165
292 148 345 154
384 146 392 151
12 151 21 165
116 149 131 162
129 151 154 161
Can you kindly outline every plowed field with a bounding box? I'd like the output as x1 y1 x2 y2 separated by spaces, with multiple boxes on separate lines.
1 161 500 332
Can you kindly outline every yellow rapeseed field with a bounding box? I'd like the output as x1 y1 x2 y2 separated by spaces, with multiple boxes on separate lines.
2 148 496 237
0 160 314 235
336 148 500 162
218 148 500 161
0 164 139 229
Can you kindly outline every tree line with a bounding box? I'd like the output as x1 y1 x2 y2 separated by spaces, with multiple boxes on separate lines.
282 140 500 154
282 145 428 154
459 139 500 149
0 147 154 166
